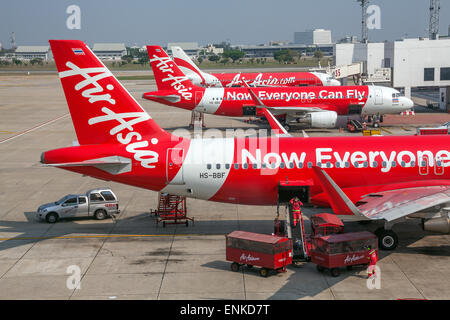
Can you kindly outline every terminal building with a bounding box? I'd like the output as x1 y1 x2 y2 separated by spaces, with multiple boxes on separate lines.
294 29 332 45
14 46 52 61
166 42 199 56
237 43 334 58
92 43 126 60
334 38 450 111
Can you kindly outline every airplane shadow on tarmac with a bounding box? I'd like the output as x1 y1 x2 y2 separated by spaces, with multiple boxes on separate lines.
0 209 448 300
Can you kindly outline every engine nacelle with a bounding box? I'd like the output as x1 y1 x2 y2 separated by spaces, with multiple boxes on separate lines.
297 111 337 128
422 213 450 234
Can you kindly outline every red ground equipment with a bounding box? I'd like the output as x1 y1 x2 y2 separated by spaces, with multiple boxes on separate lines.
310 213 345 236
150 193 194 227
416 127 449 135
226 231 293 277
273 212 345 261
310 231 378 277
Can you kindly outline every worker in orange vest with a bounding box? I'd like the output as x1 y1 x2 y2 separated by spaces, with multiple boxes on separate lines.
367 245 378 278
289 196 303 227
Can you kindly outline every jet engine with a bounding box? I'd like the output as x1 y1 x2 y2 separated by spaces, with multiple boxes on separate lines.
422 212 450 234
296 111 337 128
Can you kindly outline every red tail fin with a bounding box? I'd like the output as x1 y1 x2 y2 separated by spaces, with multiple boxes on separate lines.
50 40 170 145
147 45 195 96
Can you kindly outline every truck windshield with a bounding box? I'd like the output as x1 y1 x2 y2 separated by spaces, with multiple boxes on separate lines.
55 195 70 205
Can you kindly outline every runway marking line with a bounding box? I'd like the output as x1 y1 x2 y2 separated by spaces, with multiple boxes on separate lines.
0 113 69 145
381 127 393 134
0 233 211 241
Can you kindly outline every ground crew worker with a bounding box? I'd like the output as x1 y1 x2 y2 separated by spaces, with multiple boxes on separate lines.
289 196 303 227
367 245 378 278
362 122 367 130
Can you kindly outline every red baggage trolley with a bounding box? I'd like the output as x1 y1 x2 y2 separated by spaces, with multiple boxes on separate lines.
226 231 293 277
310 213 345 236
310 231 378 277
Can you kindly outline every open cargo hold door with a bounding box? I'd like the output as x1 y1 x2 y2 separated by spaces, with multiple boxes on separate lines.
277 180 312 204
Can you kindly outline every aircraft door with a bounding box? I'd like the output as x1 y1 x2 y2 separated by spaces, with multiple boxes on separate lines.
435 156 444 175
166 148 185 185
195 91 204 106
374 88 383 105
419 155 429 175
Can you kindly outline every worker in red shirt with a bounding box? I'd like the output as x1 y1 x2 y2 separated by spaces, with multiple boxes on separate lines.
289 196 303 227
367 245 378 278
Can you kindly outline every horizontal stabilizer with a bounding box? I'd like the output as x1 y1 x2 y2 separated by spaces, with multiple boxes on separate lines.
44 156 132 175
143 93 181 103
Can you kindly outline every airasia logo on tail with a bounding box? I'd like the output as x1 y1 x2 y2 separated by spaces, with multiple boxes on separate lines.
59 61 159 169
149 54 193 100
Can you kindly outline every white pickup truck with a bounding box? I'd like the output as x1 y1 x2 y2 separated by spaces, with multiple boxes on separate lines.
36 188 120 223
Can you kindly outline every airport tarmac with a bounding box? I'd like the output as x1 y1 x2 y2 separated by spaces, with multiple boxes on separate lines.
0 74 449 300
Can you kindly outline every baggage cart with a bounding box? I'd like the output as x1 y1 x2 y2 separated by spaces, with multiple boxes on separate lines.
310 231 378 277
226 231 293 277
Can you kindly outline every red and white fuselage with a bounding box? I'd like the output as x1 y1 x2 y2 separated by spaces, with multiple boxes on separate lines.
171 46 341 87
43 40 449 232
144 46 413 127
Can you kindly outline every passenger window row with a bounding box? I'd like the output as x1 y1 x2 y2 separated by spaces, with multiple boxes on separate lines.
204 160 441 170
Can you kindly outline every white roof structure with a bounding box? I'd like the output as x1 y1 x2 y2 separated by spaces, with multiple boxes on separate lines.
15 46 50 53
167 42 199 51
92 43 126 52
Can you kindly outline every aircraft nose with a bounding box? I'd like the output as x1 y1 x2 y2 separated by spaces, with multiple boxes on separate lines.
400 97 414 109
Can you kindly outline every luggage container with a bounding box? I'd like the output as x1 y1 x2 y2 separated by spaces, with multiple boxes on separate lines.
310 231 378 277
226 231 293 277
310 213 345 236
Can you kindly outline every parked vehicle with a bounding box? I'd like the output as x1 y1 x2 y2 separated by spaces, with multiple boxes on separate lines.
36 188 120 223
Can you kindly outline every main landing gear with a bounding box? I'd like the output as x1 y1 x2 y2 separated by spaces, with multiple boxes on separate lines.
374 227 398 251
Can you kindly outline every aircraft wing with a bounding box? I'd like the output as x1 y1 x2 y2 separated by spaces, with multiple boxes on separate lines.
312 166 450 222
356 186 450 221
267 106 331 115
241 80 265 106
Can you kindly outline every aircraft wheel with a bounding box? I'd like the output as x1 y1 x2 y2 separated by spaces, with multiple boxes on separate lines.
375 228 398 251
367 116 373 123
373 122 380 128
380 115 384 123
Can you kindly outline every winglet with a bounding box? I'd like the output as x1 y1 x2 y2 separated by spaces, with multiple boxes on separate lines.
241 79 265 107
261 108 291 137
312 166 368 218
